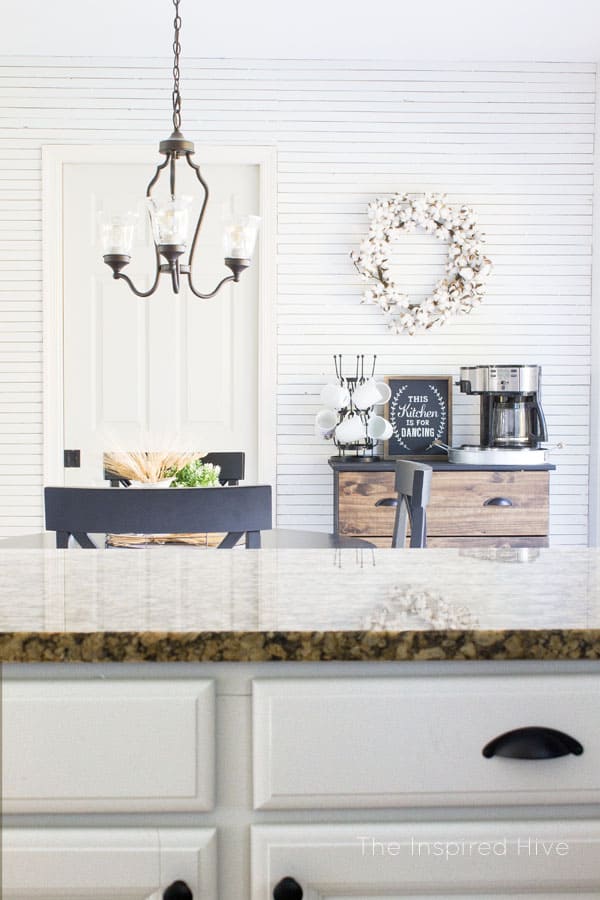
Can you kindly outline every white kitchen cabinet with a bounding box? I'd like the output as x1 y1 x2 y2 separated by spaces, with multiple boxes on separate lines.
253 675 599 809
252 822 600 898
2 678 215 813
2 828 217 900
4 662 600 900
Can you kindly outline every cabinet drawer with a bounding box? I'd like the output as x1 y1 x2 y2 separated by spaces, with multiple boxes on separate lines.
253 675 600 809
364 536 549 548
2 828 217 900
2 679 215 813
338 471 549 537
252 822 600 897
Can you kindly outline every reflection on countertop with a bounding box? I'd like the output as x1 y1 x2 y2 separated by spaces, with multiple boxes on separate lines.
0 547 598 662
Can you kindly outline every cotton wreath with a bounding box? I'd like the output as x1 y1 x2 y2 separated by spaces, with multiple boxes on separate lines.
351 192 492 335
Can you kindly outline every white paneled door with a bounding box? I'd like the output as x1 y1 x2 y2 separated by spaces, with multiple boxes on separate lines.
53 146 267 486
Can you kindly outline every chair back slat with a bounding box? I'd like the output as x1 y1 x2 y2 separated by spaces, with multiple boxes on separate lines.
44 485 272 548
391 460 433 549
202 452 245 485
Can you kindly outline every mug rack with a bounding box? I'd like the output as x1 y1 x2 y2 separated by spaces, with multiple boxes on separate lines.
330 354 380 462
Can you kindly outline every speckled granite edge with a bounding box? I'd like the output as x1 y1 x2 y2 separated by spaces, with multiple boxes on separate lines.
2 629 600 663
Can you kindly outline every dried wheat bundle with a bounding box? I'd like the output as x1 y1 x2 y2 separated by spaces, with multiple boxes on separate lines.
104 449 205 483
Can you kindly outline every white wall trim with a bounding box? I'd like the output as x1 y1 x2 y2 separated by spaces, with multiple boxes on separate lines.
42 144 277 504
589 70 600 547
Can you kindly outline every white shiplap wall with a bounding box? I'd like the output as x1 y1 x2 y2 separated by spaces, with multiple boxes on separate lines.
0 58 594 543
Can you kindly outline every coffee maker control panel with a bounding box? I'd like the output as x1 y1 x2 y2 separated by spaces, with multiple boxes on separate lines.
459 364 541 395
488 367 522 392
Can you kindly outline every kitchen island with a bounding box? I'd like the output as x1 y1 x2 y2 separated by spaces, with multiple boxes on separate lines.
0 546 597 662
3 547 600 899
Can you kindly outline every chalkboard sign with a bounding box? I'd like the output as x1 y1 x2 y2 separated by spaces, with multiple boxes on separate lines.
384 376 453 460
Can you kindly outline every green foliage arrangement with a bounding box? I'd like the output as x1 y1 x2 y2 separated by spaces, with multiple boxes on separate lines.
169 459 221 488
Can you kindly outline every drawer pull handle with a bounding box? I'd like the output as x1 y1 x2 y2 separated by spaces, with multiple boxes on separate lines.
484 497 513 507
483 727 583 760
273 877 303 899
375 497 398 508
163 882 193 900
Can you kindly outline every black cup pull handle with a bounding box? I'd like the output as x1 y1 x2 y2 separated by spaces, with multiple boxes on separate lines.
163 881 193 900
484 497 513 507
273 877 303 900
482 726 583 760
375 497 398 507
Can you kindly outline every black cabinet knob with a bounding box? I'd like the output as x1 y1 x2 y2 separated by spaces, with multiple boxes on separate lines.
163 881 193 900
483 497 513 507
273 876 303 899
483 726 583 760
375 497 398 507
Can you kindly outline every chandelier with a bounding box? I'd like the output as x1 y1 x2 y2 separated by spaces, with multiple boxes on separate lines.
99 0 260 298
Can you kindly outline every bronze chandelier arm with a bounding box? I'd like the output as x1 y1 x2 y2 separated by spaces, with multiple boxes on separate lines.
113 245 163 298
146 155 170 197
186 273 236 300
183 152 214 296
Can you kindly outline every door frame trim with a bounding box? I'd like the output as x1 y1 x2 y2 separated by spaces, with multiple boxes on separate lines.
42 144 277 504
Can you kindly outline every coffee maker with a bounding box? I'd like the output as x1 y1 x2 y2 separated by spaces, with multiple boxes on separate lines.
453 365 548 465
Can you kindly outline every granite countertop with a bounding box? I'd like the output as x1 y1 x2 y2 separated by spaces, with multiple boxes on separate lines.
0 547 598 663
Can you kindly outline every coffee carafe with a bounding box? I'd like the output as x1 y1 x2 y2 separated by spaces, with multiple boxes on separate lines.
459 365 548 451
491 395 547 448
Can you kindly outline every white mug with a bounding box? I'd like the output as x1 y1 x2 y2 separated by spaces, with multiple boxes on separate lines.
367 415 394 441
375 381 392 404
336 415 366 444
315 408 338 438
320 382 350 410
352 378 383 410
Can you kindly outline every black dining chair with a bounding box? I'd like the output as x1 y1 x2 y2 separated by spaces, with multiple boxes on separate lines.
44 484 272 549
376 459 433 548
104 451 245 487
202 452 245 485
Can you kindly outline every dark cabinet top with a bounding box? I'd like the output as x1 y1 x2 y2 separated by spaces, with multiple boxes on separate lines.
328 458 556 473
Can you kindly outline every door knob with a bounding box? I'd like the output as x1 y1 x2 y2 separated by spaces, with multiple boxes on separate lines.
483 726 583 759
163 881 193 900
273 876 303 899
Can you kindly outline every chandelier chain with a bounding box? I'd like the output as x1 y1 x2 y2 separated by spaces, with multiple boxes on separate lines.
172 0 182 132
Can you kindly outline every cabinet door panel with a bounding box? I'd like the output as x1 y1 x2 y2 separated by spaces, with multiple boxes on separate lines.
252 822 600 898
254 675 600 809
2 828 217 900
2 679 215 812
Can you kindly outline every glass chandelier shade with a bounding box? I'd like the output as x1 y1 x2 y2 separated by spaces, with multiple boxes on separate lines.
223 214 261 260
99 211 139 256
101 0 260 299
147 195 193 249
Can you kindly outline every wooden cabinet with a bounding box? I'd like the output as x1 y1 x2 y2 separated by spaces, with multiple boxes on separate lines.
332 463 551 547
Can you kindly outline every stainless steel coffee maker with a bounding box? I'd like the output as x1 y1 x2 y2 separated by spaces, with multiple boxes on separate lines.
449 365 549 465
